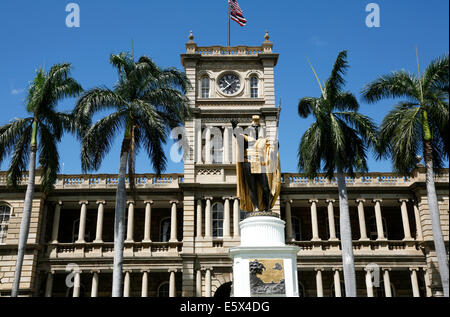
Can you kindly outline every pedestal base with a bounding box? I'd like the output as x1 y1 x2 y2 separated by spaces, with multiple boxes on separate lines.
229 216 300 297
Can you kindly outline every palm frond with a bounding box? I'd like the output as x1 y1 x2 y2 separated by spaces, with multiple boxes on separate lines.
6 125 33 188
81 110 127 172
0 118 34 166
325 50 348 101
362 71 420 103
298 97 317 118
38 122 60 193
423 53 449 93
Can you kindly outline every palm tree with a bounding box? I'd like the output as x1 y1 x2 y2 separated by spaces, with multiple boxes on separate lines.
0 64 83 297
362 52 449 297
73 52 191 297
298 51 377 297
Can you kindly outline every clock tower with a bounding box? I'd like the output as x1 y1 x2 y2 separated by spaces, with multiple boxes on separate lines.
180 30 280 182
179 31 281 296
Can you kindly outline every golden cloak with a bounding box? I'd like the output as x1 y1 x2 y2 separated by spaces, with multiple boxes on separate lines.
236 135 281 212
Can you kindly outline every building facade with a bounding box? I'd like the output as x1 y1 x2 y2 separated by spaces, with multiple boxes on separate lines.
0 33 449 297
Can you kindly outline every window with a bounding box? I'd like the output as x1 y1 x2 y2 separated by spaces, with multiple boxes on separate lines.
160 218 171 242
201 77 210 98
291 217 302 241
250 76 258 98
212 203 224 238
158 282 170 297
0 205 11 243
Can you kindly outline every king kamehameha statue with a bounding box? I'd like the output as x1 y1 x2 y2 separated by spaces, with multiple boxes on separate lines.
229 115 300 298
231 115 281 216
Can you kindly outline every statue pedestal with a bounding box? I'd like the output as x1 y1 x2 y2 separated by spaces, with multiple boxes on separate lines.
229 216 300 297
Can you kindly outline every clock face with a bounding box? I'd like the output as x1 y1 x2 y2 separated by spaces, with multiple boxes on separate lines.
218 74 241 95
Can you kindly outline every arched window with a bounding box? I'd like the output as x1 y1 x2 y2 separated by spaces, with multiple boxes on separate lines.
160 218 171 242
157 282 170 297
201 77 210 98
250 76 259 98
0 205 11 243
368 216 388 240
291 217 302 241
212 203 224 238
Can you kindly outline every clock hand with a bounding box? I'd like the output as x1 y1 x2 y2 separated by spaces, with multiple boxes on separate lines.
224 79 239 91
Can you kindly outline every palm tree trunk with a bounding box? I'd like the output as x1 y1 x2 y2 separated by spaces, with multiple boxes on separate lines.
11 143 37 297
111 139 130 297
336 171 357 297
424 140 449 297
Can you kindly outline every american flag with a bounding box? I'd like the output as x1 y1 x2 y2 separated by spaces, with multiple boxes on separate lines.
229 0 247 27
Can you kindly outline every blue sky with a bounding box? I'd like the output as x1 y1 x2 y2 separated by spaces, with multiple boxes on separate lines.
0 0 448 175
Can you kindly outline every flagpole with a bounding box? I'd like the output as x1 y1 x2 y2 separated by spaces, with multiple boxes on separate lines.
228 1 231 46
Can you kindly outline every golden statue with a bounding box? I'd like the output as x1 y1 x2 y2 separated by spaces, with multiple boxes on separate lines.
232 115 281 213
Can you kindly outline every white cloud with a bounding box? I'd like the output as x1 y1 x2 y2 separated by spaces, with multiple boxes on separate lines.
11 88 24 95
309 36 328 47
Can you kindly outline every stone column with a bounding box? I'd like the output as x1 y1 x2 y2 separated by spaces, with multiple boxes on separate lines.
123 271 131 297
169 201 179 242
141 271 149 297
365 268 374 297
410 268 420 297
94 201 105 243
196 199 203 239
423 268 432 297
223 126 230 164
73 270 81 297
205 197 213 239
197 123 203 164
399 199 412 240
205 127 212 164
326 199 338 241
373 199 386 240
223 197 231 238
143 201 153 242
205 268 212 297
413 202 424 241
169 269 176 297
126 201 135 243
233 198 240 238
196 269 202 297
76 201 88 243
91 271 99 297
51 201 63 243
285 200 293 241
44 271 54 297
315 268 324 297
356 199 369 240
333 268 342 297
309 199 321 241
231 126 237 164
383 268 392 297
